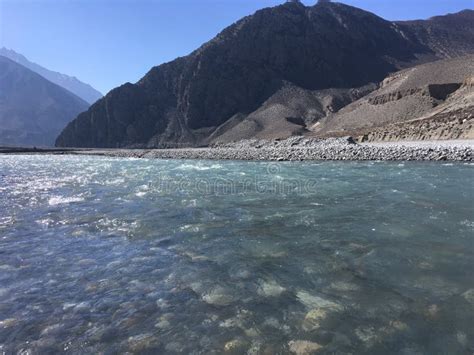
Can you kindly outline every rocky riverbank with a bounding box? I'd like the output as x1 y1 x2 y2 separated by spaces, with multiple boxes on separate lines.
2 137 473 161
24 137 471 162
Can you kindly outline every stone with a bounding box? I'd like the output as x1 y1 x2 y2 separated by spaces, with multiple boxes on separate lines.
0 318 18 328
128 333 160 352
155 298 170 310
302 308 328 331
40 324 62 336
288 340 323 354
257 280 286 297
389 320 409 331
263 317 280 328
247 342 263 355
329 281 359 292
73 302 90 312
244 327 259 338
425 304 439 319
165 342 183 352
355 326 379 346
297 291 344 332
155 318 171 330
296 291 343 311
224 339 248 353
461 289 474 305
456 331 468 346
183 251 210 262
202 286 236 306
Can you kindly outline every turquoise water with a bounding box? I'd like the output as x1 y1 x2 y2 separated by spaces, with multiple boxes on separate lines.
0 155 473 354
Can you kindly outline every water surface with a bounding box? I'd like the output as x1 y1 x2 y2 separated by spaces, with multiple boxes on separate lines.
0 156 473 354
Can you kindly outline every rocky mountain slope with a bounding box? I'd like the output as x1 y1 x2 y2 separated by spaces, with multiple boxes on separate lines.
312 55 474 141
396 10 474 59
0 56 89 147
56 2 474 148
0 47 102 105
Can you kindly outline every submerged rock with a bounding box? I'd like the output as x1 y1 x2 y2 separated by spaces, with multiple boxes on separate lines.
263 317 280 328
0 318 18 328
165 342 184 352
247 341 263 355
412 276 460 299
244 327 260 338
229 267 252 280
224 339 248 353
127 333 160 352
461 289 474 305
329 281 360 292
456 331 468 346
154 318 171 330
355 320 409 347
288 340 323 354
302 308 328 331
155 298 170 310
296 291 343 311
355 326 379 347
297 291 344 331
257 279 286 297
219 309 252 330
183 251 210 262
219 317 241 328
0 288 9 297
389 320 409 332
202 286 236 306
40 324 62 336
424 304 440 319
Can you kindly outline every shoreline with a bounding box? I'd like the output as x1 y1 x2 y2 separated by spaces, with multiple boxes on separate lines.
1 138 473 162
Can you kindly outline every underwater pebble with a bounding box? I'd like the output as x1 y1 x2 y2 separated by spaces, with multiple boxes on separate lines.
355 326 379 347
202 286 236 306
127 333 160 352
0 318 18 328
155 298 170 310
461 289 474 305
302 308 328 331
329 281 359 292
456 331 468 346
155 318 171 330
165 342 183 352
257 279 286 297
288 340 323 354
297 291 343 311
263 317 280 328
224 339 248 353
244 327 259 338
0 288 9 297
40 324 62 336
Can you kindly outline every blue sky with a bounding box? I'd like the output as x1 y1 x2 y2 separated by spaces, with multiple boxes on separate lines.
1 0 472 95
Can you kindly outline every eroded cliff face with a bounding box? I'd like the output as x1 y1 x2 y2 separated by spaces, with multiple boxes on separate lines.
312 55 474 139
56 3 474 148
359 109 474 143
358 77 474 143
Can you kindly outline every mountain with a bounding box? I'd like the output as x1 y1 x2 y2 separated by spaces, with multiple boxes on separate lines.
312 55 474 141
396 10 474 59
0 56 89 147
0 47 102 105
56 2 474 148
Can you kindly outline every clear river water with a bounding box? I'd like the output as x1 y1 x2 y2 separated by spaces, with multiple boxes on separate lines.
0 155 473 354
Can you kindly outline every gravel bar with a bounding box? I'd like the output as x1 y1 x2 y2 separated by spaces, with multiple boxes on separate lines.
53 137 474 162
